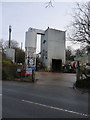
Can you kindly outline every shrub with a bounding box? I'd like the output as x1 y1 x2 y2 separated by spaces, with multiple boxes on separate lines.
2 60 17 80
75 77 90 89
2 60 12 65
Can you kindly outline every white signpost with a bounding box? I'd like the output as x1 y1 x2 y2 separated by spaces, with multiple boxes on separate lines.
26 68 32 75
29 59 33 66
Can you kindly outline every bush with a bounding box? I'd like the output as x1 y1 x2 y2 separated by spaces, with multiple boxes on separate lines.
75 77 90 89
2 60 12 65
2 60 17 80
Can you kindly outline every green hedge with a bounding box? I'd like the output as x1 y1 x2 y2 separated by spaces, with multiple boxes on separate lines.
2 60 17 80
2 60 12 65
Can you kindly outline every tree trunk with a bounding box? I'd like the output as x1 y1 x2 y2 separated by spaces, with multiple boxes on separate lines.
88 48 90 63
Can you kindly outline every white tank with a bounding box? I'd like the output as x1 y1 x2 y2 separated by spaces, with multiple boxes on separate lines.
25 27 45 67
25 27 45 48
25 28 37 48
5 48 15 63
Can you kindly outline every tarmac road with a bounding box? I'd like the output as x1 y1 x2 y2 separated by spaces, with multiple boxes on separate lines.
2 72 89 118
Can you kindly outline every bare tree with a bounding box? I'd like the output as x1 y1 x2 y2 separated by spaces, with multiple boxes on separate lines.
4 40 19 49
45 0 54 8
68 2 90 81
0 39 5 50
70 2 90 45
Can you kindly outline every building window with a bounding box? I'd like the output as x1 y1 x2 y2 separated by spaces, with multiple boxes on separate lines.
43 40 46 44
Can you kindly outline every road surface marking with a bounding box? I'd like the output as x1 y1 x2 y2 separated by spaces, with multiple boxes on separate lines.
0 94 2 96
22 99 89 117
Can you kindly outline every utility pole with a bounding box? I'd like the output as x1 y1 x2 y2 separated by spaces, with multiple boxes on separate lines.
9 25 11 48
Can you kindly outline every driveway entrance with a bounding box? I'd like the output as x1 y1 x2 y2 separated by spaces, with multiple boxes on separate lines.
35 72 76 87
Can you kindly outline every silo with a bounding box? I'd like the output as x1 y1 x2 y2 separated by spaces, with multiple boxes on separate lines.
25 28 37 48
25 27 45 67
25 28 37 67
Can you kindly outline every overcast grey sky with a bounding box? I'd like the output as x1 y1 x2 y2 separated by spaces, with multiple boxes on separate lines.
1 0 89 52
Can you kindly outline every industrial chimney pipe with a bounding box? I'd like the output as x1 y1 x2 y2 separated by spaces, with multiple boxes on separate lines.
9 25 11 48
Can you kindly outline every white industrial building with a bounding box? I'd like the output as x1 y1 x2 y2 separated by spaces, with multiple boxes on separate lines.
25 27 66 71
41 28 66 71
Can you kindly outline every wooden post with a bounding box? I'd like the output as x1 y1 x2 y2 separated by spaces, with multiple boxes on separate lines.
76 60 80 81
32 70 35 82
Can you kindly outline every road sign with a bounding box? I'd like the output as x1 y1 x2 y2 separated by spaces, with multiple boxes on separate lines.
26 68 32 75
29 59 33 66
31 65 35 70
17 69 21 72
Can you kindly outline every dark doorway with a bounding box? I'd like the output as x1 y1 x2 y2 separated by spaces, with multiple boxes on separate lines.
52 59 62 72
